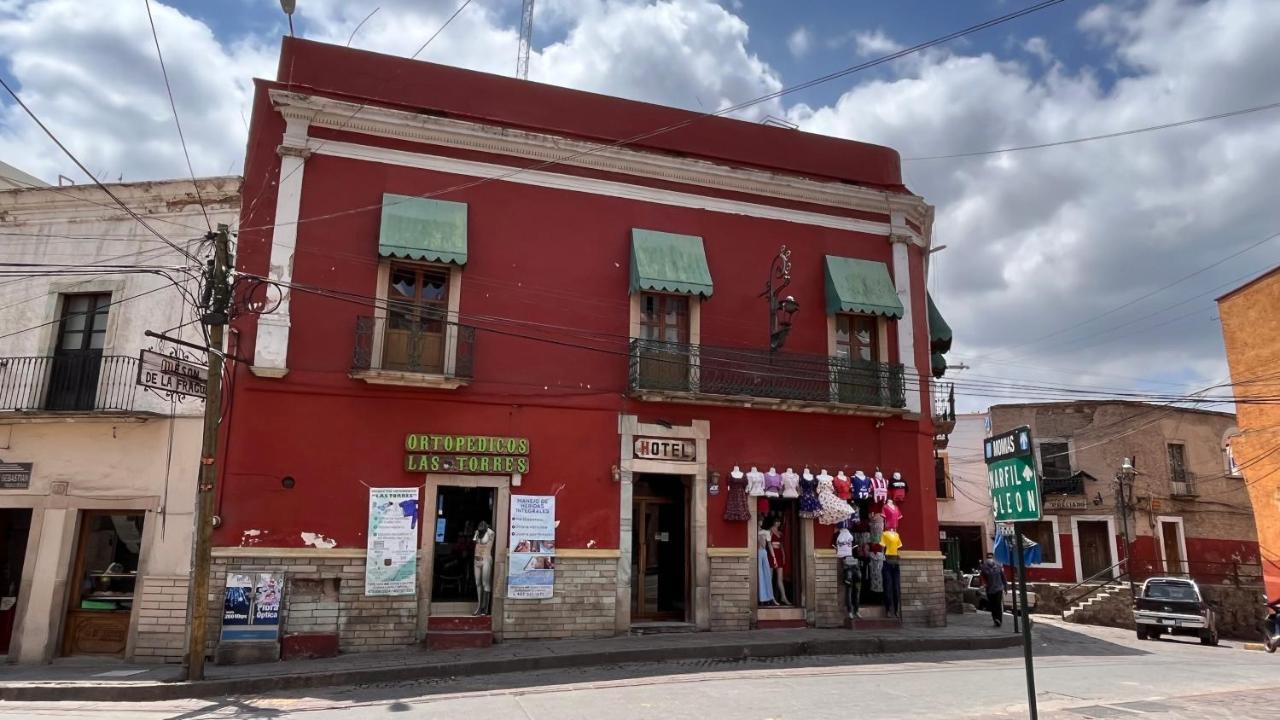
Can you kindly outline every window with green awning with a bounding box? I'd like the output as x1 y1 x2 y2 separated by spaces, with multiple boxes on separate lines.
629 229 714 298
823 256 903 318
927 293 952 354
378 194 468 265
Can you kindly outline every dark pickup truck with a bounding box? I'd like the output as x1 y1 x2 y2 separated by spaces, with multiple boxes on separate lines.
1134 577 1219 646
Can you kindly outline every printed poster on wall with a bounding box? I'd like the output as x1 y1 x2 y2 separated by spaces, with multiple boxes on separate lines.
366 487 421 596
220 571 283 642
508 495 556 599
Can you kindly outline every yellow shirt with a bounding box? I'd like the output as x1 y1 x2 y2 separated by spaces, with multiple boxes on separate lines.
881 530 902 556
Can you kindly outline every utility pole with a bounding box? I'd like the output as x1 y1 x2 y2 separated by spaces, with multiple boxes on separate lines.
1116 458 1137 596
184 223 231 681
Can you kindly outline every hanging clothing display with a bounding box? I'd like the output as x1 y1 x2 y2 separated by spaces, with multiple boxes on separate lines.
882 557 901 617
889 471 908 502
815 471 853 525
868 549 885 593
723 469 751 522
842 556 862 619
746 467 766 497
880 529 902 557
833 471 852 500
781 468 801 498
757 528 775 604
834 527 854 558
853 470 872 501
882 500 902 530
871 471 889 503
798 469 821 518
869 511 885 538
763 468 783 497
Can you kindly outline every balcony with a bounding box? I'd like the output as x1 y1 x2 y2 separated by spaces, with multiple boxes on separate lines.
350 315 475 389
1041 473 1086 496
0 355 139 413
1171 469 1197 497
932 381 955 449
627 338 906 413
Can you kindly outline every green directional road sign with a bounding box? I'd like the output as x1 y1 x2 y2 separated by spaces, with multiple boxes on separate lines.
984 425 1042 523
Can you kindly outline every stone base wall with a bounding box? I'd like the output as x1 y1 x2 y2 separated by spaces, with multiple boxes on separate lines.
206 554 416 657
814 555 843 628
709 554 752 631
501 557 616 640
133 575 189 664
899 555 946 627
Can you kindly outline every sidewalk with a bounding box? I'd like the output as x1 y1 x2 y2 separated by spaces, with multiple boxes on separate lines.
0 613 1017 702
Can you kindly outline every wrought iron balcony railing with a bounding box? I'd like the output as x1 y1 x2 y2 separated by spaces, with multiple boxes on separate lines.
1041 474 1085 496
352 315 475 379
0 355 139 412
627 338 906 409
1171 471 1197 497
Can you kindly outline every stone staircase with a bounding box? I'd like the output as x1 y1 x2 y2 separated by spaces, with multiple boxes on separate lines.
1061 582 1134 629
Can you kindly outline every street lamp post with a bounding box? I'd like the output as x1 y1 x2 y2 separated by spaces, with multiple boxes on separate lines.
1116 457 1137 596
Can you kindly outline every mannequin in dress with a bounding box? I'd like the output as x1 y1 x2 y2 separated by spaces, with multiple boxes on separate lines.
833 470 852 501
798 467 821 519
473 521 495 616
770 518 791 605
724 465 751 522
757 517 777 606
763 467 782 498
781 468 800 498
882 498 902 530
815 469 853 525
746 466 766 497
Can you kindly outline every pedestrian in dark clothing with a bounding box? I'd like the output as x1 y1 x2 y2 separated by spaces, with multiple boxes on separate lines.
979 553 1006 627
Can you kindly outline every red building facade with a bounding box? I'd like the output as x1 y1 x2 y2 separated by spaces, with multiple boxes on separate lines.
212 38 947 656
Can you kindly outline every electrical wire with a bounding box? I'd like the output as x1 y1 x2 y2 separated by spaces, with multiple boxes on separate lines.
143 0 212 233
903 100 1280 161
235 0 1074 236
0 281 180 341
0 174 213 236
0 75 202 264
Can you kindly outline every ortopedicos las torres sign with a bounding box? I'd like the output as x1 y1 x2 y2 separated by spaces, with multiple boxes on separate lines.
404 434 530 474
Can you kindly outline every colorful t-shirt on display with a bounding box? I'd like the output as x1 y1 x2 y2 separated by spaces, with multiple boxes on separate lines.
853 471 872 501
763 469 783 497
882 501 902 530
880 529 902 556
835 528 854 558
889 471 908 501
833 473 852 500
871 472 889 503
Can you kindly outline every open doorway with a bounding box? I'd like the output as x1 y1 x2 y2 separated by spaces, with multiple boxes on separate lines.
631 474 689 622
1 509 32 657
63 511 144 656
430 487 495 607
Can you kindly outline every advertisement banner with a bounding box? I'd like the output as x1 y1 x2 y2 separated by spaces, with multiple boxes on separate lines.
220 572 283 642
366 487 421 597
508 495 555 599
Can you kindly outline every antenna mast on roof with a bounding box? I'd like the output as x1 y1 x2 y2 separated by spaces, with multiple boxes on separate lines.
516 0 534 79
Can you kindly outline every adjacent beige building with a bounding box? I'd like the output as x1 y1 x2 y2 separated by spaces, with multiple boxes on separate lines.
0 176 239 663
936 412 994 572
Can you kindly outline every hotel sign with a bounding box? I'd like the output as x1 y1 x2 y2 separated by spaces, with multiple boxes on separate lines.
633 437 696 462
404 434 530 474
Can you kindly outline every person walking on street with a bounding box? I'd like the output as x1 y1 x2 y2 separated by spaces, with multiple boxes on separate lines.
979 552 1006 627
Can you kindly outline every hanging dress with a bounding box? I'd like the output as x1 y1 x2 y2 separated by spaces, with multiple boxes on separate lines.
763 469 783 497
833 472 853 501
815 472 853 526
781 469 801 498
723 473 751 522
757 527 775 604
746 468 766 496
798 472 821 518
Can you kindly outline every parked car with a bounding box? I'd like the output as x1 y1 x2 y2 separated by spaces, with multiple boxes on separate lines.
1134 577 1219 646
961 572 1038 614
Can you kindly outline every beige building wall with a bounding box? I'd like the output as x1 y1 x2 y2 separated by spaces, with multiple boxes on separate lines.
937 413 993 551
1217 267 1280 599
0 177 239 663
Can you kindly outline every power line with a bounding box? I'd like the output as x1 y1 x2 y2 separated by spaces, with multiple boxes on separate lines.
0 281 180 341
236 0 1074 235
903 100 1280 161
0 174 213 236
410 0 474 59
0 75 202 264
143 0 211 233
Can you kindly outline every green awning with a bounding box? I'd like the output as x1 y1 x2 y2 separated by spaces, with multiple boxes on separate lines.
629 229 713 297
378 194 468 265
927 293 953 354
823 256 903 318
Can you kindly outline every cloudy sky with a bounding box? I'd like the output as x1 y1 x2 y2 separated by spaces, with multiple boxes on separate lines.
1 0 1277 410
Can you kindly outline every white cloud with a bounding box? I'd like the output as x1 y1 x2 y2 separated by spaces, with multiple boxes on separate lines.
791 0 1280 408
787 26 811 58
1022 36 1053 64
852 28 903 58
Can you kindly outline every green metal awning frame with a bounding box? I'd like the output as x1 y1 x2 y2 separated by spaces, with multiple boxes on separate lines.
823 256 903 318
377 193 468 265
927 292 953 354
629 229 714 298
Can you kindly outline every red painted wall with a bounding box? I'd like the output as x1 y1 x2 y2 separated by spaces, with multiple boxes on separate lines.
1026 533 1077 583
218 47 938 556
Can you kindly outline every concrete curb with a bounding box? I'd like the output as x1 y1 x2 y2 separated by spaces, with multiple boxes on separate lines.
0 633 1019 702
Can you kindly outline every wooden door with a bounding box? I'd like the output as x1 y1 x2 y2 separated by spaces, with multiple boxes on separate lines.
62 511 143 657
1161 521 1184 575
1077 521 1112 580
384 264 449 373
636 293 690 391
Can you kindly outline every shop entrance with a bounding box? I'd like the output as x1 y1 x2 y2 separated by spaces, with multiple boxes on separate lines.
62 511 144 657
940 524 985 574
1077 520 1113 580
1 509 32 656
429 486 496 610
631 474 689 622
